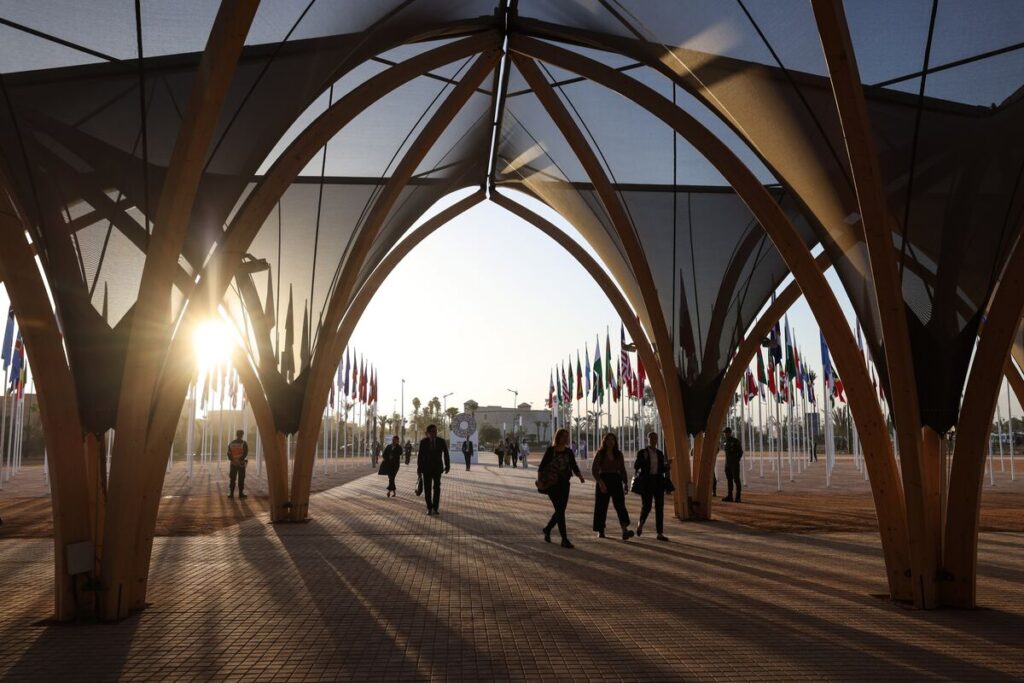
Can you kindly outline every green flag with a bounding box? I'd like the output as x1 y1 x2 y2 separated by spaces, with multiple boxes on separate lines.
784 316 796 380
756 347 767 385
593 336 603 401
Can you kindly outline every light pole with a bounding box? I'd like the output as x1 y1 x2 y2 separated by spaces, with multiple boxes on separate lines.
401 379 405 442
506 388 518 438
442 392 453 438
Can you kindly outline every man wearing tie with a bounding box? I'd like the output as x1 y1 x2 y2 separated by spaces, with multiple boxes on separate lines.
417 424 450 515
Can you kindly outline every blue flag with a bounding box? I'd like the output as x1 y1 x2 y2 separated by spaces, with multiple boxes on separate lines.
819 331 833 396
9 333 23 392
1 307 13 371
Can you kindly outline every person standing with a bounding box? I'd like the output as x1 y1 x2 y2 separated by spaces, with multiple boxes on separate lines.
591 433 634 540
722 427 743 503
227 429 249 499
495 439 505 468
520 438 530 469
509 437 520 468
417 424 450 515
461 439 474 471
404 440 413 465
537 428 584 548
379 435 403 497
634 432 669 541
371 440 382 468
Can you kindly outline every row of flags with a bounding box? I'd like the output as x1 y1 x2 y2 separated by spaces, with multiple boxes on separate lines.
2 308 28 398
546 324 647 409
329 347 378 410
741 316 848 407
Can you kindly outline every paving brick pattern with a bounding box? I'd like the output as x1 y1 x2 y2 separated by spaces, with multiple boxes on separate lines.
1 463 1022 681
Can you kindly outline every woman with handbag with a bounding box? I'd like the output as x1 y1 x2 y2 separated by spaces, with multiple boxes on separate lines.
536 428 585 548
634 431 670 541
591 432 635 540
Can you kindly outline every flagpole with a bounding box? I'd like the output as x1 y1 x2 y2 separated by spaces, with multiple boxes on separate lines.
1008 381 1016 481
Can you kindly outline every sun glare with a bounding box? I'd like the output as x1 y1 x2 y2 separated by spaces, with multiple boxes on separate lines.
192 318 232 370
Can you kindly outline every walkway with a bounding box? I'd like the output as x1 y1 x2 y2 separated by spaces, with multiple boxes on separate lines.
1 464 1022 681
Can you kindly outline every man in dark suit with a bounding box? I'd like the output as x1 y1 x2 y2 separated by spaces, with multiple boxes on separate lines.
461 439 474 471
417 424 450 515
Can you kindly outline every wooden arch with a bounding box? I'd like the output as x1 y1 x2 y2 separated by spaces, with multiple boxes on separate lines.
509 36 912 602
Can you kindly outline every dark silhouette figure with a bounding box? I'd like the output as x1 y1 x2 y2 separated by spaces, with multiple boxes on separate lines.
417 424 450 515
634 431 669 541
404 440 413 465
722 427 743 503
380 435 403 497
591 432 634 540
537 428 585 548
461 439 474 471
227 429 248 499
509 438 520 468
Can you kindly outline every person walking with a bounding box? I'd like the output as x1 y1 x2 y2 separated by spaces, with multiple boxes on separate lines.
495 439 505 467
371 440 382 468
520 438 530 469
537 428 585 548
379 435 403 497
404 440 413 465
722 427 743 503
417 424 450 515
591 433 634 540
226 429 249 499
509 437 520 468
634 431 669 541
461 438 474 471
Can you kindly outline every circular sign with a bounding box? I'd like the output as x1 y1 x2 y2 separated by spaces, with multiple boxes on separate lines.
451 412 477 439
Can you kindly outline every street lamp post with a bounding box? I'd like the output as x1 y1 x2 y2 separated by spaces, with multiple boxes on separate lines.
506 388 518 438
442 392 453 438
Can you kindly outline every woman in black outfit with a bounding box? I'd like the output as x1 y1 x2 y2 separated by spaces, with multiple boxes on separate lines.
591 432 635 540
537 428 585 548
379 435 403 497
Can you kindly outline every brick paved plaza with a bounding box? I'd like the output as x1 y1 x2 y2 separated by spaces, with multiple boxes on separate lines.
1 462 1023 681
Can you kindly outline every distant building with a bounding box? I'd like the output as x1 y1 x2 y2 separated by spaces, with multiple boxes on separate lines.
473 403 552 443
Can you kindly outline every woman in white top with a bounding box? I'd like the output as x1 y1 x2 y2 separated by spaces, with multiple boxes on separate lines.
520 439 530 468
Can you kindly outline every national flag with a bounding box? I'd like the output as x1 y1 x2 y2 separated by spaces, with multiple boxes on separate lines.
794 343 803 393
547 369 555 408
605 331 615 392
370 367 377 404
1 307 13 371
343 348 351 397
612 357 621 402
556 366 563 406
282 285 295 380
576 352 583 401
592 335 603 402
565 360 573 403
567 356 574 401
767 352 777 397
784 316 796 380
620 324 634 398
834 374 847 403
8 333 23 393
820 331 833 396
808 379 816 405
768 319 782 367
756 348 767 386
17 357 27 399
329 382 335 409
744 369 758 404
359 357 367 402
351 350 358 400
584 346 591 397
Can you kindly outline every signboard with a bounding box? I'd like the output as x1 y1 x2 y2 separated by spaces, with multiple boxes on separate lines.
451 412 478 464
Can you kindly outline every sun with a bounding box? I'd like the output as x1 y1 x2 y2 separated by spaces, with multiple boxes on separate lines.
192 318 232 371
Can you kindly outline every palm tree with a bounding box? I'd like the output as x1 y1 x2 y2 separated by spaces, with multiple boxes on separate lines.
429 396 441 417
464 399 479 414
445 406 459 438
411 397 421 439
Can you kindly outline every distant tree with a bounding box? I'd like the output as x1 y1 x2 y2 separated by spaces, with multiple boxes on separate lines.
428 396 441 417
479 424 501 446
463 399 479 414
411 397 422 439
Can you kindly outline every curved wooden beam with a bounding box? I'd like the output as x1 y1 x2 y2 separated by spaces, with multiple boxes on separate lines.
0 185 92 621
812 0 932 608
943 231 1024 607
511 53 692 517
695 253 831 518
147 33 500 470
289 50 499 519
510 35 910 599
1007 356 1024 411
492 191 680 472
104 0 261 619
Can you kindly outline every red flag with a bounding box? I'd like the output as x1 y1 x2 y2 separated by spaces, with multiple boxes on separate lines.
767 354 777 397
637 355 646 395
